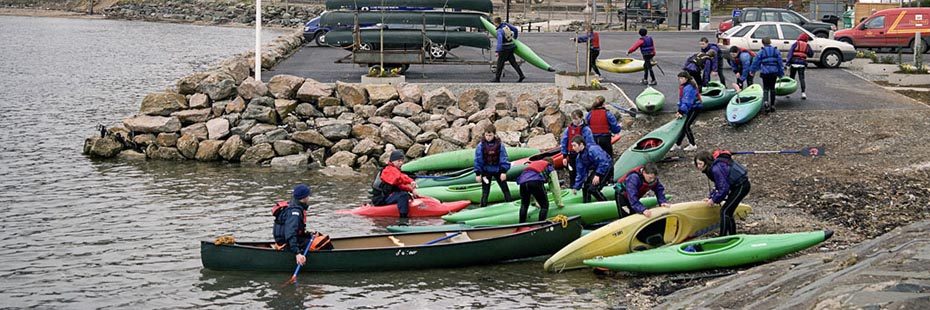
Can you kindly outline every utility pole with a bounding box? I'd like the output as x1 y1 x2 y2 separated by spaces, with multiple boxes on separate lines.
255 0 262 81
506 0 511 23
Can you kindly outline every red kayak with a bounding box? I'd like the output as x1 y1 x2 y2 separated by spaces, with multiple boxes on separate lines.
337 197 471 217
551 134 622 169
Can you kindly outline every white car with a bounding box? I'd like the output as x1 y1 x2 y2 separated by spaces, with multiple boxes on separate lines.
717 22 857 68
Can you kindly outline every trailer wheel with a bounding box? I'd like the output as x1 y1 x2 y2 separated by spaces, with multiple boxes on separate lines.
359 43 373 51
428 43 448 59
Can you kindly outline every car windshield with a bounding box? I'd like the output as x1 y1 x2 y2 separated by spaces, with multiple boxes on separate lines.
722 25 744 36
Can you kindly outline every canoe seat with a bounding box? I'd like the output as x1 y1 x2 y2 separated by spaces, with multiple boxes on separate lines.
388 236 405 247
448 232 471 243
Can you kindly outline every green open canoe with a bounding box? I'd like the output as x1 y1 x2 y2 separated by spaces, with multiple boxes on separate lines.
324 29 491 49
325 0 494 13
319 11 486 29
416 182 522 203
634 86 665 114
726 84 764 125
402 147 538 173
613 117 686 177
462 196 665 226
201 216 582 272
442 186 618 223
775 76 799 96
479 17 554 72
583 230 832 273
701 87 737 110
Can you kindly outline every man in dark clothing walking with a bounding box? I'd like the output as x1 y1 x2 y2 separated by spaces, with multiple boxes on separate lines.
491 16 525 83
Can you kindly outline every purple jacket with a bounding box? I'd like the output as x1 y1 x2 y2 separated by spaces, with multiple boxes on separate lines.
706 161 732 203
623 173 668 213
517 164 554 185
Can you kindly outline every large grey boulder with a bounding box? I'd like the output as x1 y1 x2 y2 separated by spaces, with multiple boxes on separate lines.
296 78 333 102
335 81 368 107
422 87 456 113
295 103 323 118
353 105 377 119
415 131 439 143
271 154 309 169
264 128 288 142
206 118 230 140
331 138 356 153
380 123 413 149
392 102 423 117
365 84 399 105
171 108 212 125
426 138 459 155
176 134 199 159
145 145 184 161
467 108 497 123
198 76 237 101
225 96 247 114
274 99 298 117
493 91 513 110
516 100 539 119
84 136 123 158
273 140 304 156
189 93 211 109
194 140 224 161
420 119 448 133
325 151 357 167
494 117 529 132
267 74 305 99
389 116 421 137
241 104 277 124
375 100 399 117
240 143 275 164
395 83 422 103
317 96 341 107
541 113 564 134
318 120 352 140
458 88 488 113
123 115 181 133
180 122 208 141
406 143 426 158
155 133 178 147
218 135 248 161
237 76 268 100
439 124 472 146
290 130 333 147
140 92 187 116
177 72 209 95
351 124 381 141
527 133 558 150
351 138 381 155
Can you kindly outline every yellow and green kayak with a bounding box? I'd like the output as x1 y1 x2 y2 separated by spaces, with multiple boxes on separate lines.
596 57 646 73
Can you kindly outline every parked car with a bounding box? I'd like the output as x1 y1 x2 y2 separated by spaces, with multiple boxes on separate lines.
718 7 836 38
834 8 930 53
717 22 856 68
618 0 667 25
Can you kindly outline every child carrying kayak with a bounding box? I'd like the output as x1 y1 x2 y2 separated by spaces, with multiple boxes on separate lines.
628 28 657 85
474 126 513 208
672 71 703 152
750 37 785 113
727 45 755 91
787 33 814 100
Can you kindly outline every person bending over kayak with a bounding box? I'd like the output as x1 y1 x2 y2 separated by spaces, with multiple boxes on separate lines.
700 37 726 85
491 16 526 83
560 109 596 184
571 136 613 203
628 28 657 85
694 150 751 237
475 126 513 208
273 184 333 266
585 96 622 178
787 33 814 100
672 71 703 152
750 37 785 113
572 24 601 76
371 150 417 219
682 52 712 91
727 46 755 91
517 158 556 223
615 163 670 218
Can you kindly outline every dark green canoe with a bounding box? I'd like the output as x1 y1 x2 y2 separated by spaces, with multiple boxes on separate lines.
325 0 494 13
200 216 582 272
324 29 491 49
701 87 737 110
319 11 486 29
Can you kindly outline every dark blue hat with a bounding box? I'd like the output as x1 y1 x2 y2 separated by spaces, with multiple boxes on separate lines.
389 150 405 162
293 184 311 200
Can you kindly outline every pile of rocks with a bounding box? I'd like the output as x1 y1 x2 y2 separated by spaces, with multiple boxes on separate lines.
102 0 322 27
85 73 589 170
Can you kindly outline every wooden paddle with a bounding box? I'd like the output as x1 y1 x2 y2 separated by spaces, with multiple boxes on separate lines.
284 234 315 285
659 147 825 163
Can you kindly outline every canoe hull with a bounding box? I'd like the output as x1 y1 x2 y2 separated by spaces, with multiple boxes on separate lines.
201 216 583 272
402 147 539 173
584 230 831 273
319 11 486 29
324 29 491 49
726 84 764 125
325 0 494 13
337 197 470 217
543 201 753 272
634 86 665 114
596 58 646 73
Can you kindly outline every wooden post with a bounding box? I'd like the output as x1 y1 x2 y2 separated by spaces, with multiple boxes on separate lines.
255 0 262 81
916 32 923 69
88 0 94 15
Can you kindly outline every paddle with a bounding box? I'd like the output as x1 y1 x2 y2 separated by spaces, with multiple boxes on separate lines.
658 147 825 163
423 232 462 245
284 234 315 285
652 60 666 76
608 102 639 117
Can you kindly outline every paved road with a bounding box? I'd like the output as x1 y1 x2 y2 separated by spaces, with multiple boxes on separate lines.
267 31 926 112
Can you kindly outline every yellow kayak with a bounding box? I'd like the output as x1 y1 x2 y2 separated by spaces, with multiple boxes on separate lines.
542 201 753 272
596 57 646 73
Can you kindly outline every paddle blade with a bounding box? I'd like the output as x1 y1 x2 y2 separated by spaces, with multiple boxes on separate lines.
801 147 825 157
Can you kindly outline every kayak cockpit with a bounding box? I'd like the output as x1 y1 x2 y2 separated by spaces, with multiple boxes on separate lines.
703 89 723 97
679 236 743 255
732 96 757 105
633 138 664 152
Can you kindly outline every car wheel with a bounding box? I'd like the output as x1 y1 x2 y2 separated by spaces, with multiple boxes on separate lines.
820 49 842 68
314 31 326 47
837 37 853 46
909 38 930 54
358 43 373 51
428 43 448 59
814 31 829 38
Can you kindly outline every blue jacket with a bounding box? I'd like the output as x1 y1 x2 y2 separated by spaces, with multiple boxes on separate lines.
683 53 701 73
495 23 519 52
787 42 814 65
560 124 597 155
573 144 612 189
751 46 785 76
585 109 622 137
272 200 308 253
678 83 702 114
623 173 668 213
706 161 733 204
517 164 554 185
474 139 511 174
728 51 754 82
701 43 723 67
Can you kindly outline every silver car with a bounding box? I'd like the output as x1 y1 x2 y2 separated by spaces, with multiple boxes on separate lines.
718 22 856 68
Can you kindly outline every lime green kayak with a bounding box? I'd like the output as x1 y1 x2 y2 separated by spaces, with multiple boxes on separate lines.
417 164 528 188
479 17 554 72
584 230 833 273
634 87 665 114
402 147 539 173
613 117 686 177
701 87 737 110
462 197 664 226
442 186 617 223
416 182 522 203
775 76 799 96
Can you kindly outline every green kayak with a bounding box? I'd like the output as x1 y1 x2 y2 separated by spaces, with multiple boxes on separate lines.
442 186 618 223
325 0 494 13
416 182 522 203
479 17 554 72
584 230 832 273
613 117 686 177
701 87 737 110
402 147 539 173
462 197 664 226
726 84 764 125
323 29 491 49
634 87 665 114
416 148 561 187
704 81 725 90
775 76 799 96
319 11 486 29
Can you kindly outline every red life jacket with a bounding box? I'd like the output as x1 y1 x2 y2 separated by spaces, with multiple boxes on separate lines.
616 166 658 199
792 41 810 60
526 160 549 173
588 108 610 134
739 47 757 57
482 138 501 165
566 124 583 153
590 32 600 49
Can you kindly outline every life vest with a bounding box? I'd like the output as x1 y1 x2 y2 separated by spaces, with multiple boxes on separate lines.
640 36 655 55
589 32 600 49
526 160 549 173
565 124 583 153
759 46 781 67
710 150 749 185
792 41 810 60
588 108 610 134
371 169 398 203
500 24 516 48
739 47 757 57
482 138 502 166
273 201 306 225
616 166 658 199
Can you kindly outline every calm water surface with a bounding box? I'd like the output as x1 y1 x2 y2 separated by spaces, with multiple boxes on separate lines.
0 15 619 308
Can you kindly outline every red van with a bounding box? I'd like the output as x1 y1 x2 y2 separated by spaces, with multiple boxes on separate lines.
834 8 930 52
